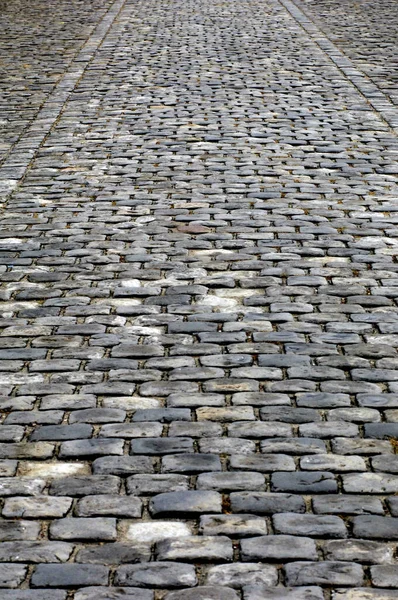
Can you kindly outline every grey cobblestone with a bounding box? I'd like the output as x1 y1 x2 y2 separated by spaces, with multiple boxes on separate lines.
31 564 109 587
164 588 239 600
241 534 317 561
206 563 278 587
1 0 398 595
74 589 153 600
243 588 324 600
114 562 197 588
0 594 67 600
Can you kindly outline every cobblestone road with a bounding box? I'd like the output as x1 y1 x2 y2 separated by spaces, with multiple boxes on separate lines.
302 0 398 107
1 0 398 598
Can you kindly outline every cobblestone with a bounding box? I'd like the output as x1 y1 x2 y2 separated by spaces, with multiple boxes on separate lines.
1 0 398 596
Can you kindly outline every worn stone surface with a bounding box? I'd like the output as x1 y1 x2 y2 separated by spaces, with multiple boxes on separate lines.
323 540 394 565
156 536 233 561
1 0 398 596
164 588 240 600
241 535 317 561
31 564 109 587
206 563 278 588
114 562 197 588
273 513 347 538
0 593 67 600
122 521 191 544
243 587 325 600
150 491 222 515
74 588 153 600
285 561 364 586
0 542 74 564
332 591 398 600
76 543 151 565
0 564 27 588
200 514 267 537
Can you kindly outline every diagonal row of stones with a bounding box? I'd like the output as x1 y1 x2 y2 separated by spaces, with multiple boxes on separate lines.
297 0 398 108
0 0 398 598
281 0 398 133
0 0 126 197
0 0 116 166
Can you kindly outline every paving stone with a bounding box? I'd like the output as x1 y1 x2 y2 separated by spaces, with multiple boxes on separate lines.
161 587 241 600
365 423 398 439
130 438 194 455
0 593 66 600
200 514 267 537
0 541 73 563
127 474 189 494
168 421 223 438
30 425 93 441
0 564 28 588
300 454 366 472
299 422 358 438
260 407 320 423
150 491 222 515
92 456 153 476
3 496 72 518
18 461 90 479
228 422 292 438
31 564 109 587
167 394 225 408
243 585 324 600
197 407 255 422
231 492 305 514
59 439 124 458
370 565 398 587
0 461 17 477
122 521 191 544
296 393 351 408
206 563 278 587
271 472 338 493
243 587 324 600
5 412 63 426
327 408 381 423
156 536 233 561
230 454 295 472
49 476 120 496
241 535 317 561
69 409 126 424
0 478 46 497
74 588 153 600
332 438 393 455
343 473 398 493
323 540 394 564
260 438 326 454
285 561 364 586
313 496 384 515
114 562 197 587
75 495 142 517
332 590 398 600
0 521 40 541
352 516 398 539
161 453 222 473
49 518 117 541
0 426 25 442
273 513 347 538
76 544 151 565
197 472 265 491
199 438 256 454
387 497 398 516
232 392 290 406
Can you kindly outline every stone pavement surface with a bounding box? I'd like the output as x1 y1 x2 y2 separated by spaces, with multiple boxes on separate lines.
0 0 398 597
302 0 398 107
